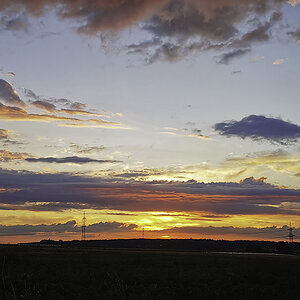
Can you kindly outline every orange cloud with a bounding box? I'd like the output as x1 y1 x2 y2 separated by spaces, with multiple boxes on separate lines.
0 150 31 161
0 102 122 128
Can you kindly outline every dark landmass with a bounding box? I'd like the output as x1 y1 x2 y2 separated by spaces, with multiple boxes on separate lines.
0 244 299 299
19 238 300 255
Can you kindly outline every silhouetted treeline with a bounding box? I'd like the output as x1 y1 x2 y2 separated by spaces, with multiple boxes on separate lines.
25 239 300 254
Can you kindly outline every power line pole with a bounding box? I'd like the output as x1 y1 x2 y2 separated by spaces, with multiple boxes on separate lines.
288 222 295 243
81 212 86 241
142 227 145 239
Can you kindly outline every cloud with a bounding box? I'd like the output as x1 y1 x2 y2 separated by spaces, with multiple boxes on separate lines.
0 13 29 31
231 70 241 74
0 0 167 33
31 100 57 113
0 79 26 107
287 28 300 41
0 220 137 236
23 88 39 100
252 55 264 62
0 128 23 145
69 143 106 154
31 100 99 116
216 48 251 64
0 149 121 165
26 89 104 116
224 149 300 178
25 156 121 165
214 115 300 145
0 70 15 77
288 0 300 6
189 129 211 140
59 108 103 116
0 0 296 63
0 128 10 140
0 168 299 217
129 1 284 63
161 126 211 140
69 102 87 110
0 150 31 162
229 14 281 49
273 58 288 65
0 102 121 128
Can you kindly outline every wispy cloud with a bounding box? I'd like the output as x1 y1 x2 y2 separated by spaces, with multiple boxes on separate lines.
287 28 300 41
273 58 288 65
0 102 122 128
216 49 251 65
252 55 265 62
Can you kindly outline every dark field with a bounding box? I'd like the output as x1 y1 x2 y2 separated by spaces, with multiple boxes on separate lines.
0 245 299 300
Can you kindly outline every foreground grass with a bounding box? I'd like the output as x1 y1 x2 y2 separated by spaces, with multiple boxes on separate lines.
0 246 299 299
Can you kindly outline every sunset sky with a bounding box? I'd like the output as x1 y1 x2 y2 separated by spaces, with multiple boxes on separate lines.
0 0 300 243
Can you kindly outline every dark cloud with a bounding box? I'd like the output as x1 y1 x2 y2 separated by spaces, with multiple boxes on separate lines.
31 100 57 113
0 168 299 216
287 28 300 41
128 0 285 63
0 150 121 165
0 13 29 31
127 39 226 64
23 88 40 100
70 102 87 110
127 37 162 55
143 1 238 41
0 79 26 107
25 156 121 165
216 48 251 64
229 12 282 48
0 0 166 33
0 220 137 236
0 0 293 63
25 88 102 116
214 115 300 145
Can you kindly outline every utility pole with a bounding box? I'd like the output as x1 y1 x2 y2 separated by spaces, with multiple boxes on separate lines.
288 222 295 243
81 212 86 241
142 227 145 239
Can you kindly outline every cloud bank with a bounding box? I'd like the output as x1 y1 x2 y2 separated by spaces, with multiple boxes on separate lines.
0 169 299 217
0 220 137 236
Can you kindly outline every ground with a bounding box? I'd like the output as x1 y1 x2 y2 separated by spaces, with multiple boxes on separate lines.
0 245 299 299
